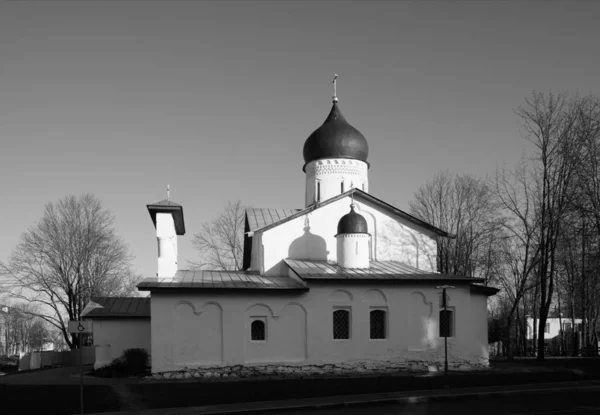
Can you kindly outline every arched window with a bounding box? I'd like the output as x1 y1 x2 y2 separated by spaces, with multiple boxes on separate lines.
251 319 266 341
370 309 386 339
333 309 350 339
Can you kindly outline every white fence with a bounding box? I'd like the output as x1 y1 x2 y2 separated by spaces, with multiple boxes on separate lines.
18 346 96 371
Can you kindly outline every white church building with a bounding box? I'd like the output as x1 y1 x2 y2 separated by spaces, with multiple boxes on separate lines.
84 88 498 377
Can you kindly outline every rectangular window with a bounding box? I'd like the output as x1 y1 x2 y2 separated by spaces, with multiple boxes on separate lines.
333 309 350 340
341 182 344 193
362 183 365 191
370 309 386 339
439 309 454 337
544 323 550 334
563 323 572 332
317 182 321 202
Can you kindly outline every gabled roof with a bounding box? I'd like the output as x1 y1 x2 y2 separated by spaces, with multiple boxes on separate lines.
247 189 455 238
246 208 302 232
285 259 482 283
137 269 308 291
82 297 150 318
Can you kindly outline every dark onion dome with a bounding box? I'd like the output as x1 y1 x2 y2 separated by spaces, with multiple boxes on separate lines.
303 103 369 171
336 205 369 236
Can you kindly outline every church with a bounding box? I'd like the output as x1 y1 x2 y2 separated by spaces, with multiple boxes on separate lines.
84 82 497 377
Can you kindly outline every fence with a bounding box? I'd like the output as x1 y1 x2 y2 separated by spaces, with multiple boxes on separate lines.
18 346 96 371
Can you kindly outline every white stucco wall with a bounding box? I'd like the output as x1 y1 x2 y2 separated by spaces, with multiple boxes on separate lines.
305 159 369 206
150 283 487 373
257 196 437 276
91 319 151 362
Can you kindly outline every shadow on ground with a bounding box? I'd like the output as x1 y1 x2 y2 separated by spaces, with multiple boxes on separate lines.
2 358 600 414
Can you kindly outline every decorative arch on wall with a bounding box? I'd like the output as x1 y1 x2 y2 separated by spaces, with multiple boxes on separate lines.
173 300 223 316
363 288 387 303
246 303 277 318
329 289 353 302
172 300 224 366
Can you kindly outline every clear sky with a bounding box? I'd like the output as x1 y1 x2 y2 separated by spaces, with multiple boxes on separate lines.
1 1 599 282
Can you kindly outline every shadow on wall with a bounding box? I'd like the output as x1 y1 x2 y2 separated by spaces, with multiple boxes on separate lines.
288 223 328 261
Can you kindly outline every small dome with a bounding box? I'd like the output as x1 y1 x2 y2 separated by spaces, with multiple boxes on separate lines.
336 205 368 235
303 103 369 171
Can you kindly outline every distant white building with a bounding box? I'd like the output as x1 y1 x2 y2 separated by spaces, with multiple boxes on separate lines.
526 317 582 340
84 87 499 376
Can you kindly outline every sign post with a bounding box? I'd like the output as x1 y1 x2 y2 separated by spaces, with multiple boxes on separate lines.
68 320 93 415
435 285 454 386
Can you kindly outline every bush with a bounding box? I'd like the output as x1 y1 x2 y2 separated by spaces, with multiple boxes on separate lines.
123 348 149 375
90 348 149 378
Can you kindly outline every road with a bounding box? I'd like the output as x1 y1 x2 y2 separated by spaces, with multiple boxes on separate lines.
264 385 600 415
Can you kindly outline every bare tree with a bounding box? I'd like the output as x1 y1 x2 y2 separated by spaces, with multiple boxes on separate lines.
190 200 245 271
409 171 503 281
516 92 579 360
0 194 138 349
493 161 541 358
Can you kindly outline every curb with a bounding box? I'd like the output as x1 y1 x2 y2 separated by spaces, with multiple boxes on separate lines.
81 380 600 415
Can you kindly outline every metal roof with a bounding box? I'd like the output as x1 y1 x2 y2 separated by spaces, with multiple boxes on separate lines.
83 297 150 318
248 189 455 238
285 259 483 282
137 269 308 291
246 208 302 232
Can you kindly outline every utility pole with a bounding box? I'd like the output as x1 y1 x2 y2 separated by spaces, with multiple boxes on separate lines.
436 285 455 385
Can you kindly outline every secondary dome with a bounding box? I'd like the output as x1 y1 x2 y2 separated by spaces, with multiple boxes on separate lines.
336 205 369 235
303 103 369 170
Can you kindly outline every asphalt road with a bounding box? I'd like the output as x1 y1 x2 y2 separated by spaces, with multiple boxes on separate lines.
264 386 600 415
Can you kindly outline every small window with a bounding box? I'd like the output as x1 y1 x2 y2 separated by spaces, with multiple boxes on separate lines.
370 309 386 339
341 182 345 193
333 309 350 339
362 183 365 191
563 323 572 331
544 323 550 334
317 182 321 202
439 309 454 337
251 319 266 341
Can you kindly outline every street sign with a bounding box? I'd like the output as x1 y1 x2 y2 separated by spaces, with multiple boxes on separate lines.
68 320 93 334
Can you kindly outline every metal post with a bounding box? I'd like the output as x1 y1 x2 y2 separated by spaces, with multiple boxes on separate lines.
79 332 84 415
443 287 448 378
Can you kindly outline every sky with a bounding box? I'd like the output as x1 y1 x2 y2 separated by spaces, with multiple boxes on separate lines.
1 0 600 283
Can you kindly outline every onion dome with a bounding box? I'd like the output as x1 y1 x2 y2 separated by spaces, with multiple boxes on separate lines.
336 204 369 236
303 103 369 171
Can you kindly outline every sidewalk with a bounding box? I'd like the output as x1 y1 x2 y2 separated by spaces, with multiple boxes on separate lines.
84 380 600 415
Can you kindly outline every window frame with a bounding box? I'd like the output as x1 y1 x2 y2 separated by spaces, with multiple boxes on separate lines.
250 317 267 342
332 307 352 341
369 307 388 340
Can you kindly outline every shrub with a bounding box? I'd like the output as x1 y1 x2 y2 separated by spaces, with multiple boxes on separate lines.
122 348 149 375
90 348 149 378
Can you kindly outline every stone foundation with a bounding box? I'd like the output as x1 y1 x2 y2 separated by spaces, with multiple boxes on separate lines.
150 358 489 380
